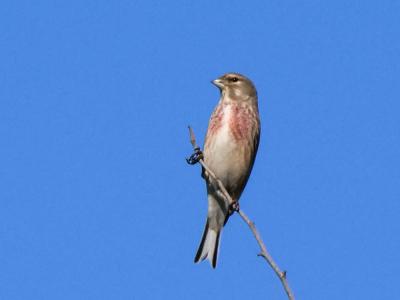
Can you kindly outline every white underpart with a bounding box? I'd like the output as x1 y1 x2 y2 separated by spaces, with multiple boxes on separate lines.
209 107 232 166
206 104 243 188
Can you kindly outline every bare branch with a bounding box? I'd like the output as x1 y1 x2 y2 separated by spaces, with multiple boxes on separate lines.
238 210 295 300
187 126 295 300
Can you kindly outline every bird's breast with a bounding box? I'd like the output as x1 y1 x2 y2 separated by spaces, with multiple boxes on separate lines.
204 103 257 191
206 103 255 150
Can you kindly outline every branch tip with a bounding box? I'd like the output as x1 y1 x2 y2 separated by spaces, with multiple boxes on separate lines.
187 125 197 148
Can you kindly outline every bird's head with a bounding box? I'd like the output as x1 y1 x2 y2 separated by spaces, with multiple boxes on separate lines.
212 73 257 100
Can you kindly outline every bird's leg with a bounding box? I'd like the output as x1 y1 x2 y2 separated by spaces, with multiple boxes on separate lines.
228 201 240 216
186 147 204 165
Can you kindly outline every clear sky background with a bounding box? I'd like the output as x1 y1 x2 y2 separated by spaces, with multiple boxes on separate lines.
1 1 399 299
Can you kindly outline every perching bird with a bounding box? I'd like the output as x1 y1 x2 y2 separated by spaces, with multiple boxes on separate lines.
194 73 261 268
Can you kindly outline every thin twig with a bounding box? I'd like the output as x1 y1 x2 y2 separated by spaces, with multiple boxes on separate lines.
187 126 295 300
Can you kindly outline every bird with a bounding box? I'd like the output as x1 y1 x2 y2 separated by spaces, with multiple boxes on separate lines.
194 73 261 268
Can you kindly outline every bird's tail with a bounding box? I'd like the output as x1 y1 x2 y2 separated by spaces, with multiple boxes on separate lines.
194 220 222 268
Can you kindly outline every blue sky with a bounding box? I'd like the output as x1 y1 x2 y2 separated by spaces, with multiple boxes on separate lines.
1 1 399 299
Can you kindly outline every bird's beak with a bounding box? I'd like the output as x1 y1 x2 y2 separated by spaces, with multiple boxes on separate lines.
211 78 224 89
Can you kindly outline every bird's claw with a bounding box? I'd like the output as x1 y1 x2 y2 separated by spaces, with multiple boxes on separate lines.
228 201 240 215
186 147 204 165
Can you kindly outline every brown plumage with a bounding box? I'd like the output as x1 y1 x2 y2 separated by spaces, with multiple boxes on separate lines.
194 73 261 268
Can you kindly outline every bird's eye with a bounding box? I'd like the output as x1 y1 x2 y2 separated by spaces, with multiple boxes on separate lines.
231 77 239 82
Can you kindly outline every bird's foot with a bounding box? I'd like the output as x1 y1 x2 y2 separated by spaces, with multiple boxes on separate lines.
228 201 240 215
186 147 204 165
